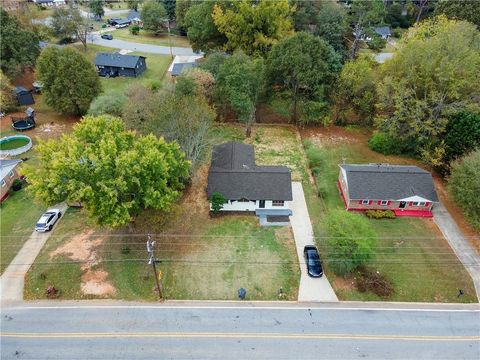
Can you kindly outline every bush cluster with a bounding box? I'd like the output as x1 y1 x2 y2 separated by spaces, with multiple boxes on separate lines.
365 210 396 219
368 132 401 155
355 267 394 298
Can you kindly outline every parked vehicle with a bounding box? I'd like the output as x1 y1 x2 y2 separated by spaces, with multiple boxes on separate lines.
303 245 323 278
35 209 62 232
101 34 113 40
115 23 129 29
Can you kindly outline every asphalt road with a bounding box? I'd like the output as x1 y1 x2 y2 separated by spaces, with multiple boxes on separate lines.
1 302 479 359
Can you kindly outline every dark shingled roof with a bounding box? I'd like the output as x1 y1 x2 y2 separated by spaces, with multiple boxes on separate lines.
340 164 438 202
207 142 292 201
171 62 197 76
94 52 145 69
374 26 391 37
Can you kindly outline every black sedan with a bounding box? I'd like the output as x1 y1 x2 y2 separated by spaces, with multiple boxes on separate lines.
303 245 323 278
101 34 113 40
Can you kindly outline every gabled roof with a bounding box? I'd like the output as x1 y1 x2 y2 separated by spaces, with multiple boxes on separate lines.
127 10 141 20
171 62 197 76
0 159 22 181
94 52 145 69
115 19 131 25
340 164 438 202
207 142 292 201
14 87 29 94
374 26 391 37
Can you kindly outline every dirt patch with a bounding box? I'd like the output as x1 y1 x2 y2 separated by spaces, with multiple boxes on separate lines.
50 230 116 296
300 125 369 147
81 270 116 296
332 275 356 291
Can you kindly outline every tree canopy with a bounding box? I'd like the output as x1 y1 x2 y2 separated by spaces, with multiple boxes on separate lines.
51 6 91 50
141 0 167 34
212 0 294 56
434 0 480 27
448 150 480 230
89 0 105 19
375 16 480 167
25 116 190 227
0 70 17 113
184 1 227 53
37 47 101 115
267 32 342 123
0 9 40 76
217 51 265 136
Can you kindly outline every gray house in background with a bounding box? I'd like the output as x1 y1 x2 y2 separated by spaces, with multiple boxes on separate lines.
207 142 293 225
14 87 34 106
94 53 147 78
374 26 391 39
171 62 198 77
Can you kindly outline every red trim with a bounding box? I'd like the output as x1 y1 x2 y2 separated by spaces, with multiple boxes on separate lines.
394 209 433 218
377 200 382 205
358 200 362 205
425 202 430 207
368 200 373 205
0 192 9 202
337 180 348 209
387 201 392 205
409 202 413 206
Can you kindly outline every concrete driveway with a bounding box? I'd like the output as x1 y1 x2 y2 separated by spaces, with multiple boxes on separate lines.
0 203 68 302
433 203 480 300
290 182 338 302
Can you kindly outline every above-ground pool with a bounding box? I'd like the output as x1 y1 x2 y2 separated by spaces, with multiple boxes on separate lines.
0 135 32 156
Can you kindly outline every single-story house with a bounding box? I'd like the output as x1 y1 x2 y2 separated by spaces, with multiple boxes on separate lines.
94 52 147 77
127 10 142 25
374 26 391 39
0 159 22 202
338 164 439 217
171 62 197 77
110 18 131 27
207 142 293 223
14 87 35 106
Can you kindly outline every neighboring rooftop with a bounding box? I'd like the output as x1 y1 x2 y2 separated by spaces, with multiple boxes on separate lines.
340 164 438 202
207 142 292 201
374 26 391 37
171 62 197 76
0 159 22 181
94 52 145 69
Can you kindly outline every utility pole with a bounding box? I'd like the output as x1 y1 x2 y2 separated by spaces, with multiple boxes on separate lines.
147 234 163 300
167 20 173 59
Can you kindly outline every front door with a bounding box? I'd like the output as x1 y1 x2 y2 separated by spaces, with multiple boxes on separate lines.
259 200 265 208
399 201 407 209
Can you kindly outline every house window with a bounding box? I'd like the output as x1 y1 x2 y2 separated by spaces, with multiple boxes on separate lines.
362 200 370 205
412 202 419 206
419 202 426 206
1 179 6 187
8 171 14 178
272 200 284 207
380 200 388 206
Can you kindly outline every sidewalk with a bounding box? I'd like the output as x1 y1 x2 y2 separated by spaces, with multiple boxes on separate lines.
433 203 480 300
0 203 68 301
290 182 338 302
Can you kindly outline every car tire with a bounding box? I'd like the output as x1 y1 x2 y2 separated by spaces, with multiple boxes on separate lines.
58 212 62 218
47 225 52 231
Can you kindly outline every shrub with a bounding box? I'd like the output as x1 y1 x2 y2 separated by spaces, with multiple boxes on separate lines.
88 92 127 117
210 192 227 214
305 145 328 169
121 245 130 255
368 132 401 155
11 178 22 191
367 36 386 51
448 150 480 230
324 210 377 276
130 25 140 35
148 79 162 92
355 267 394 298
365 210 395 219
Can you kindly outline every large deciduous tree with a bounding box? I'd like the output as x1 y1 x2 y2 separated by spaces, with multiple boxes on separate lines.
434 0 480 27
444 112 480 164
161 0 176 21
0 9 40 76
141 0 167 34
212 0 294 56
375 16 480 167
37 47 101 115
175 0 195 31
217 52 265 137
448 150 480 230
334 55 378 125
123 88 215 169
127 0 142 11
0 70 17 113
324 209 377 276
51 6 91 51
26 116 190 227
184 1 227 53
267 32 342 124
89 0 105 20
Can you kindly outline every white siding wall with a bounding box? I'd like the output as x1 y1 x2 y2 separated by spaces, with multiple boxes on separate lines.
212 200 290 212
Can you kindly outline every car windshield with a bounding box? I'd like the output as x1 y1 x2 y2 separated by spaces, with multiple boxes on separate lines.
36 222 46 227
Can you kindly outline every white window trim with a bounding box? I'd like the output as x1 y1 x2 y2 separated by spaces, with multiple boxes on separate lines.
380 200 388 206
419 202 426 206
412 202 419 206
1 179 6 187
362 200 370 205
272 200 284 207
8 171 14 178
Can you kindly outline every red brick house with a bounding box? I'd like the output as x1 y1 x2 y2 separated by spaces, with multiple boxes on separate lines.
1 159 22 202
338 164 439 217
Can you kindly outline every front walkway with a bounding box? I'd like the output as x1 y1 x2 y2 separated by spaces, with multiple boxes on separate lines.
433 203 480 300
0 203 68 302
290 182 338 302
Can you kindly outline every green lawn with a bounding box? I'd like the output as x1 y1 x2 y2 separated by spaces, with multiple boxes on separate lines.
302 128 477 303
72 44 172 94
112 28 192 48
0 188 45 274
